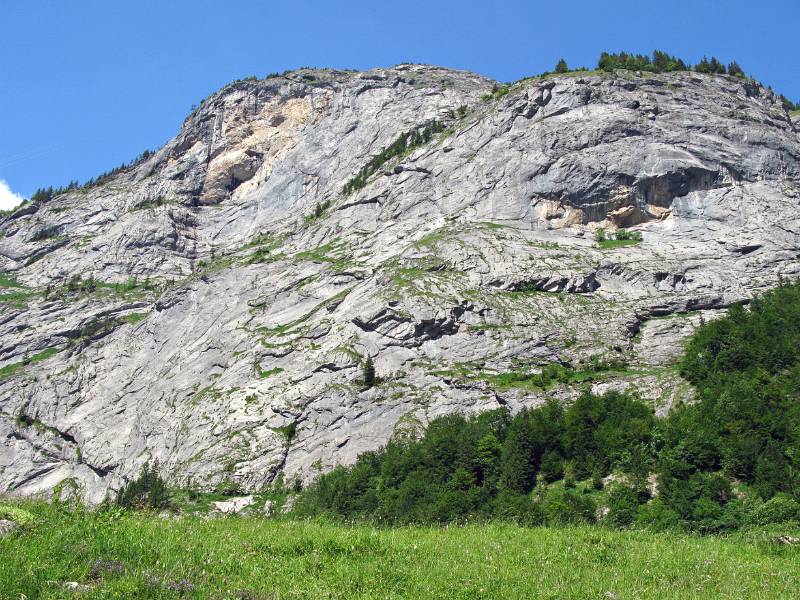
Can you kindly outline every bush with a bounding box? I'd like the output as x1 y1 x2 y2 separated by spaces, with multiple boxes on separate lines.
492 491 544 526
615 229 642 241
636 499 681 531
690 497 726 533
541 487 596 525
750 494 800 526
115 462 171 511
606 485 647 527
539 450 564 483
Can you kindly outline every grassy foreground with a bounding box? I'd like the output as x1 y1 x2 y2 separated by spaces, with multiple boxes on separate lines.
1 502 799 599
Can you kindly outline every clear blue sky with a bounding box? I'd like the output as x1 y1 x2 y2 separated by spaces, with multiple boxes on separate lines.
2 0 798 207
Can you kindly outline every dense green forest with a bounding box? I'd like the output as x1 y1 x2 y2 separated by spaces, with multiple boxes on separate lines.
295 281 800 531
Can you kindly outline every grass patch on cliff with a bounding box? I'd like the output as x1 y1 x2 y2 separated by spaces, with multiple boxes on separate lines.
256 288 353 339
130 196 176 211
72 311 148 345
481 362 621 390
434 357 629 391
481 84 511 101
1 501 799 599
0 347 60 381
413 226 456 250
120 312 149 325
257 366 284 379
13 412 62 436
0 288 39 309
596 228 642 250
294 239 354 272
0 274 39 308
598 238 641 250
243 233 287 265
0 273 22 288
466 322 508 332
381 256 466 304
46 275 162 302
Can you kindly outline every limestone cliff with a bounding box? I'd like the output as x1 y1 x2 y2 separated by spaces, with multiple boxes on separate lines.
1 65 799 502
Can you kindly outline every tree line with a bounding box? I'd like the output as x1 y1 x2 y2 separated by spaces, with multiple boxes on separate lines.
548 50 798 114
550 49 744 77
25 149 155 208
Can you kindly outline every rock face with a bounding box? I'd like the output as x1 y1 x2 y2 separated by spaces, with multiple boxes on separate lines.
0 519 17 537
1 65 799 502
213 495 255 514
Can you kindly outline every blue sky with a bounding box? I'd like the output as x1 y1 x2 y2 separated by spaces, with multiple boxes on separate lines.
1 0 798 208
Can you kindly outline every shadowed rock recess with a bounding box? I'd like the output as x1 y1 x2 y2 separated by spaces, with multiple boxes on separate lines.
1 65 799 503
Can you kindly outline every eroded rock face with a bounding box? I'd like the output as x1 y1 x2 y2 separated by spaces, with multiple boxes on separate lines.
1 65 799 502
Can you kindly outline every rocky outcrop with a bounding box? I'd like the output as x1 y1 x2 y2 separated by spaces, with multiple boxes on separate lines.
1 65 799 502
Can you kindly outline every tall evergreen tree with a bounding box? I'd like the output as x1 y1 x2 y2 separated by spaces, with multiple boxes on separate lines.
708 57 726 74
652 50 670 72
694 56 711 74
475 432 501 486
500 410 537 493
727 61 745 78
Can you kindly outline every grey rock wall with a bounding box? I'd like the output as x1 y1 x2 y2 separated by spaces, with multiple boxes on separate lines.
1 65 798 502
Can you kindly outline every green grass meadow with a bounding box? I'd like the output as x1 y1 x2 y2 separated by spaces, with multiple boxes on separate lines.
1 501 799 599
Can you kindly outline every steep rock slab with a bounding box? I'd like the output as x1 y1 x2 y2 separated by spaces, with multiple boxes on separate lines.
1 66 799 501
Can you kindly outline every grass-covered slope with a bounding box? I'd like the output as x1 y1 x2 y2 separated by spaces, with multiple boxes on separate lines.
1 501 799 599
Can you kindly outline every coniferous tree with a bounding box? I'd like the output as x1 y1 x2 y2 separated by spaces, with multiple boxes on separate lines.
499 410 537 493
539 450 564 483
694 56 711 74
555 58 569 74
652 50 670 72
727 61 745 78
708 57 726 74
598 52 614 71
475 432 501 486
115 461 171 510
363 355 376 388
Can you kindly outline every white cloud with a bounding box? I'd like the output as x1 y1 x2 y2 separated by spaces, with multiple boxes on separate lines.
0 179 25 211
